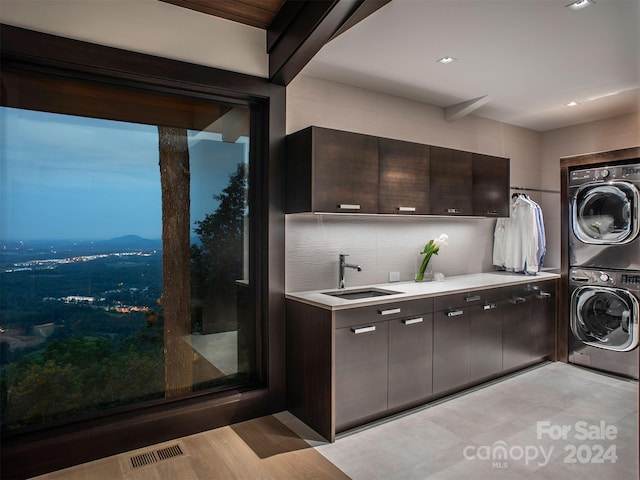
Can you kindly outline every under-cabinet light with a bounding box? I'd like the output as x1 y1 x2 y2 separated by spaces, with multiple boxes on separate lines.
566 101 580 107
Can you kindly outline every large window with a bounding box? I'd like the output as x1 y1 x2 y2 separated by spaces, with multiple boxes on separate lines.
0 72 257 432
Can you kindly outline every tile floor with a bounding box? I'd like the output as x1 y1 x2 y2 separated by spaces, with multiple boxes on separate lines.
280 361 639 480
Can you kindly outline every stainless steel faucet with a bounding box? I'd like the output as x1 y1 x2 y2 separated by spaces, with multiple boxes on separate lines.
339 254 362 289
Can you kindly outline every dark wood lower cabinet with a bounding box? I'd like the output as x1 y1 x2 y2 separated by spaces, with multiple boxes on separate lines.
433 299 504 394
335 321 389 429
286 279 556 442
433 309 470 394
502 293 533 370
433 287 506 394
388 314 433 409
531 281 556 360
503 280 557 370
469 302 503 380
336 310 434 429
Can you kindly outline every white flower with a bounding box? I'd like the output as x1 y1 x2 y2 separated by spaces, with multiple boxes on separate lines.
416 233 448 281
434 233 449 247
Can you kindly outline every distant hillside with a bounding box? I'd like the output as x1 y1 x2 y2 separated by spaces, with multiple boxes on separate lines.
0 237 163 265
97 235 162 251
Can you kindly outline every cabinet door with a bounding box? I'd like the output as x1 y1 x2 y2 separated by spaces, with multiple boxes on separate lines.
429 146 473 215
469 302 503 381
335 321 388 429
472 153 510 217
433 308 470 394
313 128 379 213
378 138 430 214
502 294 533 370
531 281 556 360
388 314 433 409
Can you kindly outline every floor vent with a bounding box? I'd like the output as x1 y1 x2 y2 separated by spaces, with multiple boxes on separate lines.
130 444 184 469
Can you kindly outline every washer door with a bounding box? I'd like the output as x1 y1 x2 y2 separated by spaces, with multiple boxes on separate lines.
571 286 639 352
572 181 639 244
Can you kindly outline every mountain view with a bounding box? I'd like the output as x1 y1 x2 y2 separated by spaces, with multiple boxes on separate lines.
0 235 165 430
0 105 250 434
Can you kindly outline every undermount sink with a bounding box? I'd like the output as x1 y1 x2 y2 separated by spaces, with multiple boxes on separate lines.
322 288 401 300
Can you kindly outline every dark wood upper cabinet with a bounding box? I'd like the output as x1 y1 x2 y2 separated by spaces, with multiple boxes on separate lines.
472 153 510 217
286 127 509 217
286 126 378 213
429 146 473 215
378 138 430 214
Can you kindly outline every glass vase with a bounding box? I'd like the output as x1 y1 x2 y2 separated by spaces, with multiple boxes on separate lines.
415 252 433 282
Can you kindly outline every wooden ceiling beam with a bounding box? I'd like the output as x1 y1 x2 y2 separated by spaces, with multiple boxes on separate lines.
267 0 390 86
159 0 286 29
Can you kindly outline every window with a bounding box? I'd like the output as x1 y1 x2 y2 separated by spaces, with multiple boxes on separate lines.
0 72 257 431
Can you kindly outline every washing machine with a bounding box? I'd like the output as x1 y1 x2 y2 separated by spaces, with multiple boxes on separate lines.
569 268 639 379
569 162 640 270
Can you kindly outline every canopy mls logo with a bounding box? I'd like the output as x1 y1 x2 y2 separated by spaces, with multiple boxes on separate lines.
463 441 554 468
463 420 619 469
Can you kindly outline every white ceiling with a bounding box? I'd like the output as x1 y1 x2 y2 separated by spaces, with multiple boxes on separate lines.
302 0 640 132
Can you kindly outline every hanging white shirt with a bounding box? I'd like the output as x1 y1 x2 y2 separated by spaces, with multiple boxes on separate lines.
493 196 540 274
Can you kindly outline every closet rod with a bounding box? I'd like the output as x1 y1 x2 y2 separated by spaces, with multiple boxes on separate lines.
510 186 561 194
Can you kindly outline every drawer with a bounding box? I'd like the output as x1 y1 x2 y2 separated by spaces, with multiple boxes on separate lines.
433 287 505 312
508 282 544 300
530 280 556 298
335 297 433 329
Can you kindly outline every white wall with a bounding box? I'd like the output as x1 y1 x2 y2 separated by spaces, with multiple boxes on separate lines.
0 0 268 78
285 75 546 292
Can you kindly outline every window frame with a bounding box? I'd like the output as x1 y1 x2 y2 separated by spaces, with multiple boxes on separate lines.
0 24 286 478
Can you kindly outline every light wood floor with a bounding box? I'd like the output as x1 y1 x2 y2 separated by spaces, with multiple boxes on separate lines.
32 415 350 480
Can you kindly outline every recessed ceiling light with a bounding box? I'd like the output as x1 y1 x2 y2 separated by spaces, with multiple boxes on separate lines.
566 101 580 107
437 56 457 65
566 0 595 11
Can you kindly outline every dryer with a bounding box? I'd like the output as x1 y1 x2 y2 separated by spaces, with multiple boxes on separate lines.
569 162 640 270
569 268 639 379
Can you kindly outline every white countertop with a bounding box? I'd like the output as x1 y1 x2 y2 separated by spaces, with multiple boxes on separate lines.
285 271 561 310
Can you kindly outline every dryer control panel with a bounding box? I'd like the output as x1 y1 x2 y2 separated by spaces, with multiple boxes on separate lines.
621 273 640 288
571 269 640 292
570 162 640 186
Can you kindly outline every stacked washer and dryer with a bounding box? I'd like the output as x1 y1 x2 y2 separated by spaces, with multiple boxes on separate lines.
568 158 640 380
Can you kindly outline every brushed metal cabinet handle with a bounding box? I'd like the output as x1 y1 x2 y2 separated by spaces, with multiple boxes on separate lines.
379 308 401 316
535 292 552 299
403 317 424 325
465 295 481 302
398 206 416 212
486 210 499 215
483 303 497 310
337 204 361 210
446 208 461 214
351 326 376 334
511 297 526 304
447 309 464 317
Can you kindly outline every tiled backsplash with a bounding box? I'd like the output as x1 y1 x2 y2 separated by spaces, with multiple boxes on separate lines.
285 214 497 292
